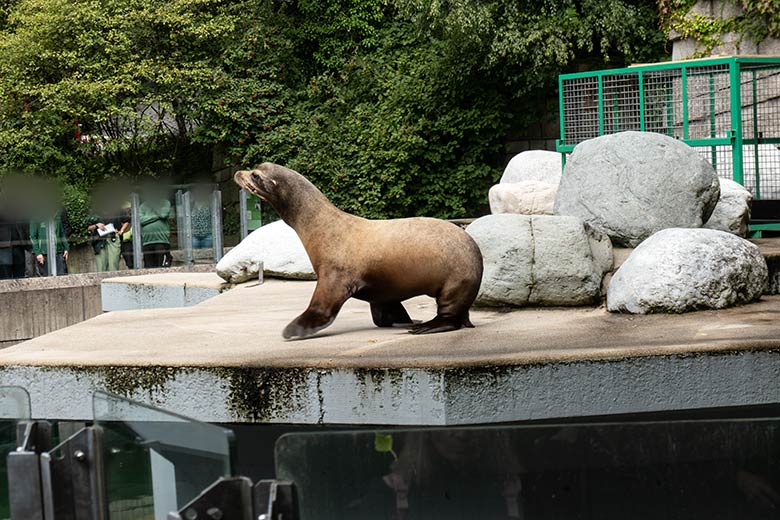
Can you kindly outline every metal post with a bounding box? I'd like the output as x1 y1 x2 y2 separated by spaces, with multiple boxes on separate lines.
638 70 645 132
45 218 57 276
40 426 108 520
681 66 689 140
239 189 249 241
175 190 184 257
131 192 144 269
212 189 224 263
709 73 717 171
597 74 604 135
729 58 744 186
558 75 566 148
752 69 761 199
182 191 193 265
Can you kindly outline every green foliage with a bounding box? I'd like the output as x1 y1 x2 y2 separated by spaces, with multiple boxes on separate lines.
205 0 667 218
0 0 667 222
0 0 243 180
62 182 92 244
740 0 780 40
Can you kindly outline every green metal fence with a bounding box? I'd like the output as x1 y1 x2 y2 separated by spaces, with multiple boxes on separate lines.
556 56 780 232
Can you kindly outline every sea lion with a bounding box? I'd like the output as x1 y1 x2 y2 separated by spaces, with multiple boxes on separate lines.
234 163 483 339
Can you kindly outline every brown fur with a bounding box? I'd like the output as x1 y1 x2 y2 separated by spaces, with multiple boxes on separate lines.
234 163 483 339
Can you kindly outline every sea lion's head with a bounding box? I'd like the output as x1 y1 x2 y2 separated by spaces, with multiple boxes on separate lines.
234 163 287 205
234 163 326 220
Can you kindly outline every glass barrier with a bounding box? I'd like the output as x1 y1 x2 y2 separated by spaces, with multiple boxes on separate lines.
0 387 31 520
276 419 780 520
0 177 238 279
93 391 235 520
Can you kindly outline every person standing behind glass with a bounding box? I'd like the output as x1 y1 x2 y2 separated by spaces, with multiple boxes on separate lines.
87 213 125 272
0 213 29 280
118 201 134 269
191 185 213 250
30 210 69 276
139 195 171 268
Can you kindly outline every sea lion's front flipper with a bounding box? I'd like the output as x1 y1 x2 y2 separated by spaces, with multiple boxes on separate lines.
282 276 352 340
370 302 413 327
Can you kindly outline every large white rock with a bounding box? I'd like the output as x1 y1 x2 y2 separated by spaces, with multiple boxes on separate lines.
554 131 721 247
500 150 562 185
488 181 557 215
704 178 752 237
216 220 315 283
607 228 767 314
465 214 612 307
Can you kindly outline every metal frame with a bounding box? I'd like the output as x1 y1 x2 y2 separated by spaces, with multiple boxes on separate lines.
211 189 224 263
557 56 780 233
8 420 297 520
8 422 107 520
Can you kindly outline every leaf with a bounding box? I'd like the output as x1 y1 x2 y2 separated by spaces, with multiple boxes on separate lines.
374 432 394 453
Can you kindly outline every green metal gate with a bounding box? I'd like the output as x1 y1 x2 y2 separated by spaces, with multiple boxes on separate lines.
556 56 780 232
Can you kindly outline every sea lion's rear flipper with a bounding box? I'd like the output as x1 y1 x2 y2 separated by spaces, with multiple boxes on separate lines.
370 302 413 327
408 315 466 335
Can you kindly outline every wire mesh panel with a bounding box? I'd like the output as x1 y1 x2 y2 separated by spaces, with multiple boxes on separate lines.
740 65 780 141
643 69 682 137
558 57 780 206
694 145 733 181
561 76 600 145
685 65 731 140
602 74 642 134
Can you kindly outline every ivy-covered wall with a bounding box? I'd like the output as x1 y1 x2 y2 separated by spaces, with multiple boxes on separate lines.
661 0 780 59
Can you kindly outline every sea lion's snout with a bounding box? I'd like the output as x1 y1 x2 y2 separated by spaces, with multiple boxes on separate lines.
234 168 276 201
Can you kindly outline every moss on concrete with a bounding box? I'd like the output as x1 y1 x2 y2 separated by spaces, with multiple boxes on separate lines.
220 366 310 422
353 368 405 389
58 365 183 397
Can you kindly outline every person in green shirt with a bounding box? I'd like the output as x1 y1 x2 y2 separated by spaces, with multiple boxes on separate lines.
118 201 135 269
29 211 69 276
139 197 172 268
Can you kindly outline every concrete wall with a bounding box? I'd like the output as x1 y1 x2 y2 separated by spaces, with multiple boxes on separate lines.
0 265 216 348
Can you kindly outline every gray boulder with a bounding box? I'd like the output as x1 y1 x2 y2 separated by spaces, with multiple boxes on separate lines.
465 214 612 306
216 220 315 283
704 178 752 237
500 150 562 184
554 131 720 247
607 228 767 314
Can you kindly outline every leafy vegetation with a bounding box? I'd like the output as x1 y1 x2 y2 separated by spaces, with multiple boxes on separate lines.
0 0 668 224
659 0 780 56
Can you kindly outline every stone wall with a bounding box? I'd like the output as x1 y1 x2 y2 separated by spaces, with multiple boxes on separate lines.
670 0 780 60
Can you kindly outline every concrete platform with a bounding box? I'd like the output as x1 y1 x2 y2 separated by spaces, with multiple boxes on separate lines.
2 277 780 425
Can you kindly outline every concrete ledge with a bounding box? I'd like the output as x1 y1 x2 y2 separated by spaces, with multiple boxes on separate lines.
0 265 217 347
3 279 780 424
101 273 232 311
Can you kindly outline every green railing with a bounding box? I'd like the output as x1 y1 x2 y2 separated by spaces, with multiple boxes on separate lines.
557 56 780 233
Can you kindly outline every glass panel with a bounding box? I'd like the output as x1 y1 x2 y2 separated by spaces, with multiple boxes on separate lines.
93 391 234 520
276 419 780 520
0 387 31 520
